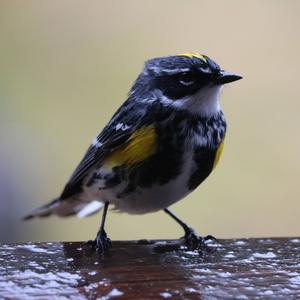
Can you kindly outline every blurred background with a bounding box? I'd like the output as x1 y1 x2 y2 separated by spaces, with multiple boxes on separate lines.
1 0 299 243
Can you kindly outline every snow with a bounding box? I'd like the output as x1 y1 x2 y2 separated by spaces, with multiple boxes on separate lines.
290 276 300 285
234 240 247 246
84 282 99 292
217 272 232 278
155 241 168 245
17 244 56 254
160 292 172 298
185 287 197 293
224 254 235 258
0 270 82 299
261 290 274 295
88 271 97 276
185 251 199 256
66 258 74 262
252 252 277 259
101 288 124 299
197 268 212 274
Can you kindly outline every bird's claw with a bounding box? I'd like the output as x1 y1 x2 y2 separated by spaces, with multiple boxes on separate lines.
203 234 219 243
183 230 217 252
83 230 112 254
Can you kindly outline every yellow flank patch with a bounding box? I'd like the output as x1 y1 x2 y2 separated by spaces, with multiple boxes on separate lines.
104 125 156 169
213 138 225 169
178 52 207 63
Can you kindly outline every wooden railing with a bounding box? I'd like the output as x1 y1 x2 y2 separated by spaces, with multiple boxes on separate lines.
1 238 300 299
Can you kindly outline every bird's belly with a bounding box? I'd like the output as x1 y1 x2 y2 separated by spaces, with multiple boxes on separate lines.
84 151 194 214
112 168 192 214
83 145 218 214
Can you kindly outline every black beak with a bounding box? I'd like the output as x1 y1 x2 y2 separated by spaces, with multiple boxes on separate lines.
214 70 242 84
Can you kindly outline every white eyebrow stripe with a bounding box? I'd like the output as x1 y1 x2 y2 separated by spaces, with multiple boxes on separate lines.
148 66 190 75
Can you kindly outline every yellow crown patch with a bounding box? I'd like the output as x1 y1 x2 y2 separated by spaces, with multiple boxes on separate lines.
178 52 207 63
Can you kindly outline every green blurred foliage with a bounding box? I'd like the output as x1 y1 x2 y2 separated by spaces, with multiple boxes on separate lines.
0 0 300 242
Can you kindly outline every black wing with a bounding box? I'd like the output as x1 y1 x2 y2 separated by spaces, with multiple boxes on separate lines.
59 100 150 199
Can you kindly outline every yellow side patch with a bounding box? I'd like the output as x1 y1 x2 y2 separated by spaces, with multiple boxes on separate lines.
213 138 225 169
104 125 156 169
178 52 207 63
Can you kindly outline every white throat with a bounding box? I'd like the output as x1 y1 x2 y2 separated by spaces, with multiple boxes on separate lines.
160 85 223 117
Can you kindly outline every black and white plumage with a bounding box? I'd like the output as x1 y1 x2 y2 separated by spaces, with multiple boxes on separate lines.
24 53 241 252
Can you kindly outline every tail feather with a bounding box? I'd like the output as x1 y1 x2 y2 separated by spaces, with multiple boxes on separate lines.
76 200 104 218
23 198 104 220
23 198 61 220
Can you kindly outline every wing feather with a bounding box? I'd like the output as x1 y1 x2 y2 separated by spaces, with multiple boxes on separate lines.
60 101 152 199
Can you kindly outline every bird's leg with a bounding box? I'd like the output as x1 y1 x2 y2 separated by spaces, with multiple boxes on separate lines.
85 202 112 253
164 208 217 251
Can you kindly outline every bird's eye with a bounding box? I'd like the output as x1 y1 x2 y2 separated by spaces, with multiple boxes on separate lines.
179 72 195 86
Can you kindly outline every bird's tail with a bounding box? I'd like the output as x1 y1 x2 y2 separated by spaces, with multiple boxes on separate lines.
23 198 104 220
23 198 61 220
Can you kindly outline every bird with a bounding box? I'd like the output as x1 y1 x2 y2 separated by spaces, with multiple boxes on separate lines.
24 52 242 253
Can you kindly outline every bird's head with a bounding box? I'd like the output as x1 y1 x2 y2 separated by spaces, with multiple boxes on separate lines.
132 53 242 116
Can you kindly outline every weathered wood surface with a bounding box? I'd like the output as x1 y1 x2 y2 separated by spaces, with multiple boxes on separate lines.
1 238 300 299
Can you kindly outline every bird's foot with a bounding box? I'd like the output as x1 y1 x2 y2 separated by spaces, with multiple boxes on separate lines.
183 230 218 252
83 230 112 254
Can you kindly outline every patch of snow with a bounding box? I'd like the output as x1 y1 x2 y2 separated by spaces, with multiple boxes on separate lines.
286 272 299 277
160 292 172 298
204 242 223 248
195 268 212 274
84 282 99 292
252 252 277 259
17 244 56 254
185 251 198 256
258 239 274 244
101 288 124 299
88 271 97 276
218 272 231 278
185 287 197 293
290 276 300 285
9 270 81 285
261 290 274 295
155 241 168 245
66 258 74 262
0 270 82 298
234 240 247 245
224 254 235 258
0 245 15 250
28 262 45 271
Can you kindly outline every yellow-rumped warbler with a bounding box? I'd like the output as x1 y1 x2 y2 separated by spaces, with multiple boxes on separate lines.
24 53 242 252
